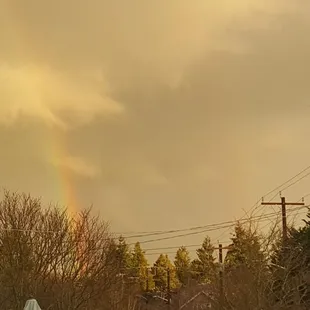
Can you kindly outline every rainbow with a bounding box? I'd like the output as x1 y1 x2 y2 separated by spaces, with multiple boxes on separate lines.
3 2 79 215
5 3 90 275
49 128 78 216
51 129 89 275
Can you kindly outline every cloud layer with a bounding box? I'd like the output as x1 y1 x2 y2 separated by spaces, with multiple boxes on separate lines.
0 64 123 129
0 0 301 128
1 0 310 241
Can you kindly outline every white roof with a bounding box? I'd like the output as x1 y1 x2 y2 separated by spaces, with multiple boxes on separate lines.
23 299 42 310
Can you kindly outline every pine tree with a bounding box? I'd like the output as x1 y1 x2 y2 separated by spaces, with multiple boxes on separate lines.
115 236 132 273
174 246 191 285
131 242 154 291
191 237 217 283
222 223 270 310
152 254 178 291
270 210 310 306
224 222 264 271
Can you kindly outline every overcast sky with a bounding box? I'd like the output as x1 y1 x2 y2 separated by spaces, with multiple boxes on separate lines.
1 0 310 258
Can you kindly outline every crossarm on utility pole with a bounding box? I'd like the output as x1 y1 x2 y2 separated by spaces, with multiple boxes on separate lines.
261 196 304 241
261 202 304 205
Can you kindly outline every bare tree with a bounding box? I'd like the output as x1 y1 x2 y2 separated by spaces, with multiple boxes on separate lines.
0 190 119 310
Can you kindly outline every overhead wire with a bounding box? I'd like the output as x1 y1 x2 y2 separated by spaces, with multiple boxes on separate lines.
298 192 310 202
0 208 295 243
143 241 231 252
251 170 310 228
279 171 310 193
251 166 310 217
141 206 308 259
2 168 308 258
124 169 310 242
213 165 310 242
112 165 310 247
128 206 306 246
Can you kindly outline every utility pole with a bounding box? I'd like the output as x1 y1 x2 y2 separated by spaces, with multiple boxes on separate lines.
146 267 149 292
167 268 171 307
219 244 224 309
261 196 304 241
215 244 232 309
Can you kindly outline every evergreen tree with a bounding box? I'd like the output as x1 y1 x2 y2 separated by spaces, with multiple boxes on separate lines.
152 254 178 291
270 210 310 306
191 237 217 283
115 236 132 272
131 242 154 291
223 223 270 310
225 222 264 271
292 208 310 258
174 246 191 285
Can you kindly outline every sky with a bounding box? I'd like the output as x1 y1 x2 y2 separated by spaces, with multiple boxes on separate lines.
1 0 310 260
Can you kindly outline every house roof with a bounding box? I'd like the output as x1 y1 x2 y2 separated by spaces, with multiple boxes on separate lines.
179 290 212 309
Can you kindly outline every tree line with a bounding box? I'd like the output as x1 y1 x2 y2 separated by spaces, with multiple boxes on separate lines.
115 235 219 291
1 190 310 309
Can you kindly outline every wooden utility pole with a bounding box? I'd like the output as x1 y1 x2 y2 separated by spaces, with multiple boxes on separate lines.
146 267 149 292
167 268 171 306
219 244 224 308
215 244 232 309
261 196 304 241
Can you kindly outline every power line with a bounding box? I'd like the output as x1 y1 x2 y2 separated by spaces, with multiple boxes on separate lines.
261 165 310 200
298 193 310 203
143 207 305 251
142 206 308 256
128 206 307 246
113 165 310 246
0 203 307 251
144 251 187 256
251 168 310 217
0 208 306 264
251 171 310 228
143 241 231 252
280 171 310 193
122 197 309 241
214 166 310 242
262 197 305 241
117 210 296 241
